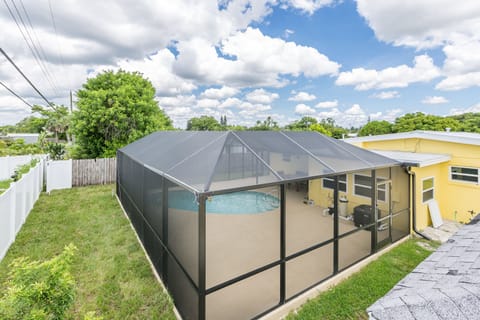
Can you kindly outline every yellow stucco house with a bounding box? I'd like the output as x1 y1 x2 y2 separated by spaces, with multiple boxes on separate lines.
344 130 480 231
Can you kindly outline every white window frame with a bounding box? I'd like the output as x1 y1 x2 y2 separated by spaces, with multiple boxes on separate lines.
450 166 479 184
422 177 435 203
353 174 387 202
322 174 348 193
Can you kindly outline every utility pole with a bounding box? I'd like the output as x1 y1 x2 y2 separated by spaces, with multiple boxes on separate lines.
69 90 75 144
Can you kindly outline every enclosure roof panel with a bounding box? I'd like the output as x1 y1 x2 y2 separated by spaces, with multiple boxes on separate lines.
119 131 400 193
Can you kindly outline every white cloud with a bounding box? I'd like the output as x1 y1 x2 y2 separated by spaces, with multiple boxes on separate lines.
219 97 243 109
289 91 316 101
436 40 480 90
356 0 480 91
336 55 441 90
318 104 369 128
118 49 197 95
316 104 402 127
284 29 295 38
436 71 480 91
221 27 340 79
245 88 279 104
172 27 339 88
0 96 34 126
294 103 316 115
196 98 221 109
315 99 338 108
369 108 402 122
238 102 272 112
157 95 196 109
370 91 400 99
449 103 480 115
281 0 337 15
356 0 480 49
422 96 449 104
200 86 239 99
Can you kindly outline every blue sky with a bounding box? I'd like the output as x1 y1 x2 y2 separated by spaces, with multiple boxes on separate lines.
1 0 479 128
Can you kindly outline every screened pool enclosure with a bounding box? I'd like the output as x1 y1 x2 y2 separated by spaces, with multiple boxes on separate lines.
117 131 410 320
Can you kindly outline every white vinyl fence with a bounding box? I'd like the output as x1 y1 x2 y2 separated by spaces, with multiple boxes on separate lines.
0 155 36 180
0 159 44 261
46 159 72 193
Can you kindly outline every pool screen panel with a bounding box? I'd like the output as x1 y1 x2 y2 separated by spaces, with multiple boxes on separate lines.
167 181 199 285
143 167 164 241
206 186 281 288
206 266 280 320
338 231 371 270
167 253 199 320
286 243 334 299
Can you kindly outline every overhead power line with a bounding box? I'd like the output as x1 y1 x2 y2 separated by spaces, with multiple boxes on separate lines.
3 0 60 95
0 79 34 108
0 47 55 109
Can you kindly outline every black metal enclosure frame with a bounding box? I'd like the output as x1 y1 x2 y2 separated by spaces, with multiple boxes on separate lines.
116 131 410 320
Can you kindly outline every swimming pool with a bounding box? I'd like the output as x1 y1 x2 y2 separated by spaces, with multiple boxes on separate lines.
168 190 280 214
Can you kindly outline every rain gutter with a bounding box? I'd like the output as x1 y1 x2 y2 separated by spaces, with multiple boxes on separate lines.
406 166 431 240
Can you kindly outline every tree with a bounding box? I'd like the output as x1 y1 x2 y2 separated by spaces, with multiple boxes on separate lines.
186 116 222 131
393 112 461 133
32 105 71 142
72 70 172 158
286 116 318 131
358 120 393 136
317 118 347 139
14 116 47 133
309 123 332 136
220 115 228 127
250 116 279 131
449 113 480 133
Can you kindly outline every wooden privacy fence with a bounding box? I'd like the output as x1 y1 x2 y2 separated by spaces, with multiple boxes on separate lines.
72 158 116 186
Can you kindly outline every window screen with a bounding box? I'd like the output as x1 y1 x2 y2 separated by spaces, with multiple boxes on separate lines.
422 177 434 203
322 174 347 192
353 174 386 201
451 167 478 183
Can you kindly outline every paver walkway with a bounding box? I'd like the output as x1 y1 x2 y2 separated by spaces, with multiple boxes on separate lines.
367 216 480 320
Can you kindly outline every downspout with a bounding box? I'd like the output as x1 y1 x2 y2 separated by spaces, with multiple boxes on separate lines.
405 166 431 240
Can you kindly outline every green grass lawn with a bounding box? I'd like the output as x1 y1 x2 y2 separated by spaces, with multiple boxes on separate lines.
286 239 439 320
0 185 175 320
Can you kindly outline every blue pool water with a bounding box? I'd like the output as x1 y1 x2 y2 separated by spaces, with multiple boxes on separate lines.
168 190 280 214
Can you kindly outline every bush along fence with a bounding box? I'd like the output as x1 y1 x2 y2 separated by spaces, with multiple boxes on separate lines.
0 155 38 181
0 158 44 261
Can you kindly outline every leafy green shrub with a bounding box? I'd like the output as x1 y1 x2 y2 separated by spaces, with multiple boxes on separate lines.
0 244 77 320
11 159 40 182
45 143 66 160
0 139 42 157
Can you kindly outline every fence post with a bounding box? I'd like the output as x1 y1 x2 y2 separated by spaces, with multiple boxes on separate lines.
9 182 16 245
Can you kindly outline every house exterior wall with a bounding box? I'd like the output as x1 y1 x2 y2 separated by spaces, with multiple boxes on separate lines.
308 168 390 217
352 138 480 228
